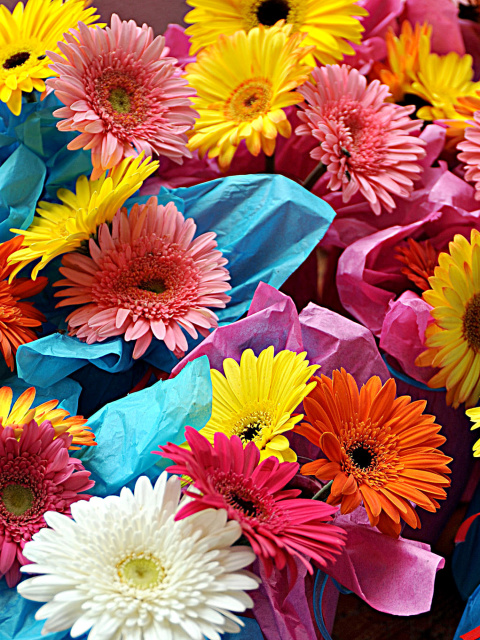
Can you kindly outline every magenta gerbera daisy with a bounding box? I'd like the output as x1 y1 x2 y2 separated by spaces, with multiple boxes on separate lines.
157 427 346 577
296 64 426 215
458 112 480 199
0 419 93 587
53 197 231 359
47 15 198 180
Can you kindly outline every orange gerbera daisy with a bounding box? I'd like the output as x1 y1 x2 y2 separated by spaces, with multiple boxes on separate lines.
296 369 451 537
395 238 440 292
0 236 47 370
0 385 95 449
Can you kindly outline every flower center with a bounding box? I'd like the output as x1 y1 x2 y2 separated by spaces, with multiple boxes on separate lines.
225 78 273 122
138 277 167 294
233 408 273 444
1 484 34 515
228 493 259 517
108 87 132 114
117 554 165 590
463 293 480 352
347 443 375 470
256 0 290 25
3 51 30 69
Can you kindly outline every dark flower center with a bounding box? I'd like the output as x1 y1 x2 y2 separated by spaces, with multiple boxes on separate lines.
108 87 132 114
458 1 480 22
1 484 34 516
463 293 480 352
138 278 167 294
228 493 259 517
3 52 30 69
348 444 375 470
240 421 263 442
256 0 290 25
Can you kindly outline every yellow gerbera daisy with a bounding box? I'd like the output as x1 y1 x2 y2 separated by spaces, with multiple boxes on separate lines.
200 346 319 462
0 0 101 115
409 37 480 123
186 23 313 170
8 155 158 280
466 407 480 457
0 385 95 449
185 0 367 65
372 22 432 103
415 230 480 409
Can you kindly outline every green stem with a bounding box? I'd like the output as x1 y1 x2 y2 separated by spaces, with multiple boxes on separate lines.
25 91 38 103
302 161 326 191
265 152 275 174
312 480 333 502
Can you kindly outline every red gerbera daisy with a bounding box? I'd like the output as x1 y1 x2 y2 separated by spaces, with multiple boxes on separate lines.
157 427 346 577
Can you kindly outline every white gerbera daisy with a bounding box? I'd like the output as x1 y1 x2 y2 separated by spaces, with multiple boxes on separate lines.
18 473 258 640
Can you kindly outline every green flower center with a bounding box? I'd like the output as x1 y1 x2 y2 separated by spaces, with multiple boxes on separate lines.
108 87 132 114
117 554 165 589
1 484 34 515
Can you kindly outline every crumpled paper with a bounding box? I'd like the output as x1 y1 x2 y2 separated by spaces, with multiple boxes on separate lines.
17 174 335 388
172 282 445 622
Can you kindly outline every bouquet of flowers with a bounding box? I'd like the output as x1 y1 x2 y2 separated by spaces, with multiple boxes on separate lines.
0 0 479 638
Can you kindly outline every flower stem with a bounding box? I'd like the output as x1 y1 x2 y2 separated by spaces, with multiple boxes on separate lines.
265 152 275 174
25 91 38 104
313 480 333 502
302 162 326 191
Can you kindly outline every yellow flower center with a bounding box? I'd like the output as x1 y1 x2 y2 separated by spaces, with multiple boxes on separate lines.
225 78 273 122
1 484 34 515
232 402 274 444
463 293 480 352
117 554 165 590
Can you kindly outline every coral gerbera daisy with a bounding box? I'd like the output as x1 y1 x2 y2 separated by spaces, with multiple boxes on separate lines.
0 385 95 449
296 64 426 215
19 473 259 639
0 236 47 370
395 238 440 292
48 15 197 181
199 346 318 462
415 230 480 408
186 23 314 170
184 0 367 65
458 111 480 198
8 155 158 280
158 427 346 577
297 369 451 537
53 197 231 359
0 0 100 115
372 21 432 103
0 419 93 587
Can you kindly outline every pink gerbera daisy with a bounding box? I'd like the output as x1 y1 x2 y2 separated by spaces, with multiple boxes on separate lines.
157 427 346 577
0 420 93 587
47 15 198 180
54 197 231 359
458 112 480 199
296 64 426 215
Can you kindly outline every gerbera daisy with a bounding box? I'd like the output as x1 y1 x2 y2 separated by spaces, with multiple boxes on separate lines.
199 346 318 462
8 155 158 280
158 428 346 577
395 238 440 292
466 406 480 456
0 419 93 587
409 36 480 123
0 0 100 115
296 64 426 215
415 230 480 408
19 473 258 639
297 369 451 537
53 197 231 359
0 236 46 370
186 23 314 170
458 112 480 198
48 15 197 181
371 21 432 103
0 385 95 449
185 0 367 65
